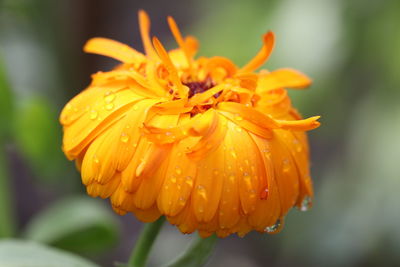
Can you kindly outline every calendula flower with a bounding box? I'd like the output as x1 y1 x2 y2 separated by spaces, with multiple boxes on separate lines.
60 10 320 238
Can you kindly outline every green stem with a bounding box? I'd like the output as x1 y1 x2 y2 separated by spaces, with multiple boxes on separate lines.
165 235 218 267
0 144 15 237
128 216 165 267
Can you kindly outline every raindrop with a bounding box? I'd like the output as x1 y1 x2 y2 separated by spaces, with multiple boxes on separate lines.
120 133 129 143
185 176 193 186
282 159 290 173
262 148 271 158
260 187 269 199
105 103 115 111
178 197 186 205
299 196 312 212
234 115 243 121
93 155 100 164
175 166 182 175
89 110 98 120
104 91 116 103
293 139 302 152
265 219 281 233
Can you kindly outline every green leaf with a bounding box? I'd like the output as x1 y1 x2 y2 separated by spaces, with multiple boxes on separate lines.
13 97 70 182
165 235 217 267
0 54 14 139
23 196 119 254
0 239 100 267
0 54 15 238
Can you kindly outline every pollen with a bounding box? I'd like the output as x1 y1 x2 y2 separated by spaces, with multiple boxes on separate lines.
60 10 320 238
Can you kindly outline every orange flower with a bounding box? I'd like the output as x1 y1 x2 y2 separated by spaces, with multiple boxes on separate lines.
60 10 320 238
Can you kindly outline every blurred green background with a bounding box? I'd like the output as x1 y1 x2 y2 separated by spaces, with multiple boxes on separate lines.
1 0 400 266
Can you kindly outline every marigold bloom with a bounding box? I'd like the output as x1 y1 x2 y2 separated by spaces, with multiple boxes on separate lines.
60 11 320 238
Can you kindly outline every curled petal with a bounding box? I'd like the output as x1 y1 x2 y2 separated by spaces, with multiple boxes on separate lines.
276 116 321 131
84 38 145 63
257 68 312 92
240 31 275 73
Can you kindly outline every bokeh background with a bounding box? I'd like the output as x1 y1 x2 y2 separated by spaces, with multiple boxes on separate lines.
1 0 400 266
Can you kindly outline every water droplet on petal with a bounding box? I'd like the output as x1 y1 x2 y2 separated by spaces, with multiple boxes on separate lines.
262 148 271 158
282 159 290 173
293 139 302 152
299 196 312 212
197 185 207 200
260 187 269 199
185 176 193 186
171 176 177 183
89 110 98 120
175 166 182 175
234 115 243 121
104 91 116 103
120 132 129 143
93 155 100 164
105 103 114 110
178 197 186 205
265 219 281 233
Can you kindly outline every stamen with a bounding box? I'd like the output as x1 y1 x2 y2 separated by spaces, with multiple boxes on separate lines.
184 77 215 98
138 10 157 58
152 37 188 98
240 31 275 73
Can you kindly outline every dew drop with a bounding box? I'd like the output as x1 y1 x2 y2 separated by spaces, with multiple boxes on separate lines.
170 176 177 183
282 159 290 173
260 187 269 199
230 150 237 159
104 91 116 103
105 103 115 111
235 126 242 132
65 103 72 111
165 131 172 136
175 166 182 175
234 115 243 121
213 169 219 176
120 132 129 143
133 105 139 111
229 175 235 182
299 196 312 212
262 148 271 158
185 176 193 186
89 110 98 120
178 197 186 205
197 185 207 199
265 219 281 233
293 139 302 152
93 155 100 164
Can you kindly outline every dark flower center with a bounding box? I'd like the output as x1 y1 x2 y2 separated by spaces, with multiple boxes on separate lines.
184 77 216 98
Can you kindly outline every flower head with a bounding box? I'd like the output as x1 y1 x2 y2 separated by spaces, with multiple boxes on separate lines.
60 10 320 238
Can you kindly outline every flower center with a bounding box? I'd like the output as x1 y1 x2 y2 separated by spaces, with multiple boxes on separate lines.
184 77 216 98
